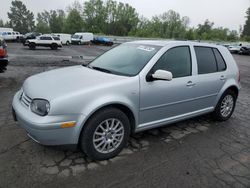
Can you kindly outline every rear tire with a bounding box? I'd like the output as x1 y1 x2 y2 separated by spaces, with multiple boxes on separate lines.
213 90 237 121
80 108 130 161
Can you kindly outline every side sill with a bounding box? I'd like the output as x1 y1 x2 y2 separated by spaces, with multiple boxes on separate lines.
135 107 214 133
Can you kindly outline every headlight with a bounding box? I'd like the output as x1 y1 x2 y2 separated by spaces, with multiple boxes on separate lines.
31 99 50 116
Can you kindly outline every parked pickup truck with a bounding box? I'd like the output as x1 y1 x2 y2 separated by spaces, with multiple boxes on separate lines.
22 32 41 46
0 37 8 73
27 35 62 50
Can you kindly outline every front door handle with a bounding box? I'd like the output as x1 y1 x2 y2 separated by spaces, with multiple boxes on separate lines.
220 75 226 81
186 81 196 87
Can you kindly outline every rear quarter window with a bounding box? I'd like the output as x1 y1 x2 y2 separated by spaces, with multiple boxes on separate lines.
213 48 227 71
194 46 217 74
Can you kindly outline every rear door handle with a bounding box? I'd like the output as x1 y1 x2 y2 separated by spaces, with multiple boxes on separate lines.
186 81 196 87
220 75 226 81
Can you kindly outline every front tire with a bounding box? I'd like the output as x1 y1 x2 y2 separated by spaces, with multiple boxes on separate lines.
80 108 130 160
213 90 237 121
51 43 58 50
29 43 36 50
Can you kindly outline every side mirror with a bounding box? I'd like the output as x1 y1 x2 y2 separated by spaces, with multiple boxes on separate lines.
149 70 173 81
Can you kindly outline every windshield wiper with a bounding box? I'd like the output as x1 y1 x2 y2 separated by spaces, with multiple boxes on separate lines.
88 65 112 73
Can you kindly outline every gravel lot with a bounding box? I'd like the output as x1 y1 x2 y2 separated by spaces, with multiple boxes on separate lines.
0 43 250 188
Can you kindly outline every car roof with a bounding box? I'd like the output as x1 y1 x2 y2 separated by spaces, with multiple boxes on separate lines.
40 34 53 37
127 40 222 48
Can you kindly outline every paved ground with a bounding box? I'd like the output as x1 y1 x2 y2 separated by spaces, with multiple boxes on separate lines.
0 43 250 188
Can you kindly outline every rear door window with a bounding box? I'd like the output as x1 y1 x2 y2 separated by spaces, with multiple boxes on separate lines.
194 46 217 74
52 37 60 41
45 37 52 40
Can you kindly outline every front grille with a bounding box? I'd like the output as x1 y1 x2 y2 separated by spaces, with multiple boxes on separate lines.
20 92 32 108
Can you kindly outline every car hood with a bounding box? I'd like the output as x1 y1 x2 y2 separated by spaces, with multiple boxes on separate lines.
23 65 127 101
27 39 36 42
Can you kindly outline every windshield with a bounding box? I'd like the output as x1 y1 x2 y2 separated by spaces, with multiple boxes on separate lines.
89 43 161 76
24 32 33 37
72 34 80 39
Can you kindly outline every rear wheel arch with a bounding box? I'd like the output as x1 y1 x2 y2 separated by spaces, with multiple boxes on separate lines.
213 85 239 121
226 86 239 98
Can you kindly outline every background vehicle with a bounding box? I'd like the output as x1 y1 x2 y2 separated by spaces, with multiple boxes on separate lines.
0 28 13 40
12 41 240 161
52 33 71 45
22 32 41 46
71 32 93 45
0 30 23 42
0 38 8 73
228 45 241 54
91 36 114 46
13 31 23 42
239 46 250 55
27 35 62 50
0 31 14 41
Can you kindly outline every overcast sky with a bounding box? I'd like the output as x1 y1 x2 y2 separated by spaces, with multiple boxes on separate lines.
0 0 249 31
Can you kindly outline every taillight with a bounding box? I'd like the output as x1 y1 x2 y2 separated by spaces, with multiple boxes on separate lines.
0 48 4 57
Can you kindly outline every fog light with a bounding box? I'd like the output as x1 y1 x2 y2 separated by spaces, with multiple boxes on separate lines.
61 122 76 128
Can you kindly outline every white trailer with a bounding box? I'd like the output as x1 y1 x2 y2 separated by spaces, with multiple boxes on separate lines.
0 27 13 32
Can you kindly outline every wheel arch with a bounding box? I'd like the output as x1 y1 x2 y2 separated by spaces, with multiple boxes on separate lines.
77 103 137 144
215 79 240 107
226 85 239 98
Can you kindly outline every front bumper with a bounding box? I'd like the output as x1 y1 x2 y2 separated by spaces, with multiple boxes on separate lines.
71 40 81 44
12 91 86 145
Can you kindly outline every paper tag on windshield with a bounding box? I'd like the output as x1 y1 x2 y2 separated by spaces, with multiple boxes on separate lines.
137 46 155 52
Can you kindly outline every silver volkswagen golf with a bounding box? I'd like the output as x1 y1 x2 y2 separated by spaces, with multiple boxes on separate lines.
12 41 240 160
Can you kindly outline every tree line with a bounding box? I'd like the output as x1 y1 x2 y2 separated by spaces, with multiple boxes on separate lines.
0 0 250 41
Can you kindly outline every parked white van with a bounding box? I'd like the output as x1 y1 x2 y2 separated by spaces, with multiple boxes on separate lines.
0 30 22 41
1 31 15 41
71 32 93 45
53 33 71 45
